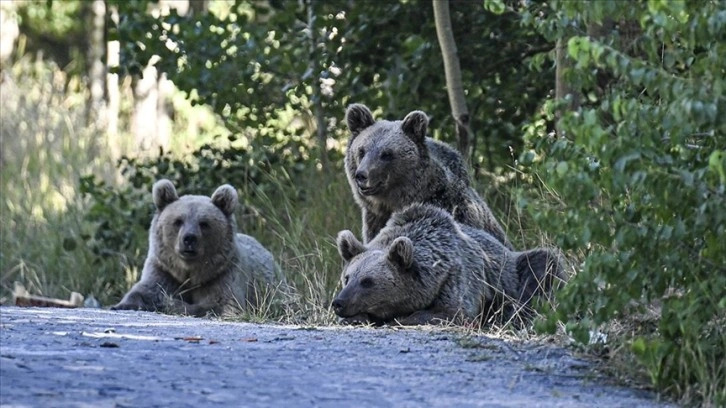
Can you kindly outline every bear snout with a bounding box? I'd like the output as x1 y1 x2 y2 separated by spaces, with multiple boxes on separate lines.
178 233 201 259
182 233 198 247
354 169 368 184
355 170 384 196
331 297 345 315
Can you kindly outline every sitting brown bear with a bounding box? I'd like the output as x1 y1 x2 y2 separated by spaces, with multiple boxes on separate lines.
344 103 512 249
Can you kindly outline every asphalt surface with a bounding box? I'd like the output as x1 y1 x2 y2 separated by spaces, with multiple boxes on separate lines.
0 307 673 407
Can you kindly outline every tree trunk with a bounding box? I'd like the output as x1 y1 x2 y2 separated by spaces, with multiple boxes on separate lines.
85 0 106 129
554 37 579 136
188 0 208 15
307 0 329 172
132 62 165 154
0 1 19 68
555 21 618 136
433 0 472 163
131 2 184 155
106 3 121 159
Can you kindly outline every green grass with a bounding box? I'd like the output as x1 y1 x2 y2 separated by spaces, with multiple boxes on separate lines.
0 58 121 304
235 168 361 325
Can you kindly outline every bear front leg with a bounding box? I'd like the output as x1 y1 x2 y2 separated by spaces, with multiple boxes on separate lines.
338 313 372 326
163 298 211 317
111 289 156 312
111 280 172 312
112 266 183 313
393 309 458 326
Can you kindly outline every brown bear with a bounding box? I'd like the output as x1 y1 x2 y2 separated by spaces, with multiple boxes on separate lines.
344 103 512 249
331 203 564 326
111 179 277 317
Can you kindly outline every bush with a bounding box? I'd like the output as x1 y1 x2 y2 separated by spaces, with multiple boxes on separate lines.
516 1 726 404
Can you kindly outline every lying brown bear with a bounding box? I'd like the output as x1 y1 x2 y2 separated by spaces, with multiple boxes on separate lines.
332 204 564 326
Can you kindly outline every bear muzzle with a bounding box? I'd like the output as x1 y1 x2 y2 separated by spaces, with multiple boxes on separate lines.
177 233 201 260
331 297 347 316
355 171 384 196
331 295 361 318
331 297 381 325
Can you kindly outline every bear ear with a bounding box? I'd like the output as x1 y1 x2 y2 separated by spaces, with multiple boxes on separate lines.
211 184 238 216
337 230 366 262
388 237 414 270
152 179 179 211
401 110 428 144
346 104 375 138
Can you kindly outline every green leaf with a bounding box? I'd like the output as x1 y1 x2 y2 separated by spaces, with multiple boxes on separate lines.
631 337 647 356
555 161 569 176
483 0 506 15
708 150 726 185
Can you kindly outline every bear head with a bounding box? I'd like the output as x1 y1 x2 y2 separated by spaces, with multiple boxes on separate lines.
331 229 423 324
151 179 238 266
345 103 430 199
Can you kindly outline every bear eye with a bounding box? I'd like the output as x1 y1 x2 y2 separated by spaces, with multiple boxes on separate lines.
343 275 350 285
173 218 184 227
358 148 366 159
380 150 394 161
199 221 210 230
360 277 374 289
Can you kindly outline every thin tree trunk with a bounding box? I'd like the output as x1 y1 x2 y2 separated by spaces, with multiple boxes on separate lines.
307 0 329 172
555 22 616 136
157 72 173 151
188 0 208 15
132 2 179 155
131 60 162 153
106 3 121 160
0 2 19 169
86 0 106 129
433 0 472 163
555 37 579 136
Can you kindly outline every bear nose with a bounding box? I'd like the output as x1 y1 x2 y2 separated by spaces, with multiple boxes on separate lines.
354 170 368 184
182 234 198 247
331 298 344 312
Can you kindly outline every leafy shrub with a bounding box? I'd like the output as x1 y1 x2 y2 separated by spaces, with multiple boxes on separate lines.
514 1 725 404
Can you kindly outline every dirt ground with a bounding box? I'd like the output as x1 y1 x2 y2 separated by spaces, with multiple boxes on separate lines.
0 307 674 407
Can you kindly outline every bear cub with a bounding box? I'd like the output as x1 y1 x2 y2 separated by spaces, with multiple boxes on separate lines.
112 179 277 317
331 204 564 326
345 103 511 249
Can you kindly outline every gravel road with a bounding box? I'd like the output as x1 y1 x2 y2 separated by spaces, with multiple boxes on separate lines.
0 307 673 407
